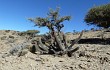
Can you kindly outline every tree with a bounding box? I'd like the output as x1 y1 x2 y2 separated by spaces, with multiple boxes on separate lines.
84 3 110 28
29 8 83 57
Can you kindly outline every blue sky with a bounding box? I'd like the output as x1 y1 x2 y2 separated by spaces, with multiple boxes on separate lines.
0 0 110 34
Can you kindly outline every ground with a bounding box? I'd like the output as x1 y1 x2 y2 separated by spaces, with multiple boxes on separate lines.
0 30 110 70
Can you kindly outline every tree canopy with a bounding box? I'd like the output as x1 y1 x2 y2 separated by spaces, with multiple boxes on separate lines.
28 8 71 32
84 3 110 28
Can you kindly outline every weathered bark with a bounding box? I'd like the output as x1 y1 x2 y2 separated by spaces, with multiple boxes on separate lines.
67 46 79 57
62 32 68 48
30 30 83 56
53 31 66 51
37 38 49 53
68 31 83 50
30 41 43 53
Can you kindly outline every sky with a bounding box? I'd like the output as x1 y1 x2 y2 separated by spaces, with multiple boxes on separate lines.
0 0 110 34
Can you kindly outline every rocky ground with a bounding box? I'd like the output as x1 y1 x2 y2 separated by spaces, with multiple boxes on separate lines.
0 30 110 70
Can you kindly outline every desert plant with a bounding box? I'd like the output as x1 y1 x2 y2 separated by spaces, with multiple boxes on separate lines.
1 36 7 40
25 30 40 37
85 4 110 40
9 35 14 39
29 8 83 57
84 3 110 28
5 30 10 33
20 30 40 36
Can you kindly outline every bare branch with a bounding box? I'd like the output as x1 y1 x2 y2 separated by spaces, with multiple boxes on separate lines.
68 30 83 50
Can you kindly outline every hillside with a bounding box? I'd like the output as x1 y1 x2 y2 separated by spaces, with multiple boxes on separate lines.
0 30 110 70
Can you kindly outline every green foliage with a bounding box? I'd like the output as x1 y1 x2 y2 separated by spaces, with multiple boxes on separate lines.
28 8 71 31
28 17 49 27
84 3 110 28
20 30 40 36
26 30 40 34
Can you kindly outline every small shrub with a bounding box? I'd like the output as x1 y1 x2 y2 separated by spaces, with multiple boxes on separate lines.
1 36 7 40
5 30 10 33
9 35 14 39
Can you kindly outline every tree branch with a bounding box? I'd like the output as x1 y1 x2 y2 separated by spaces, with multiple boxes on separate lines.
68 31 83 50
